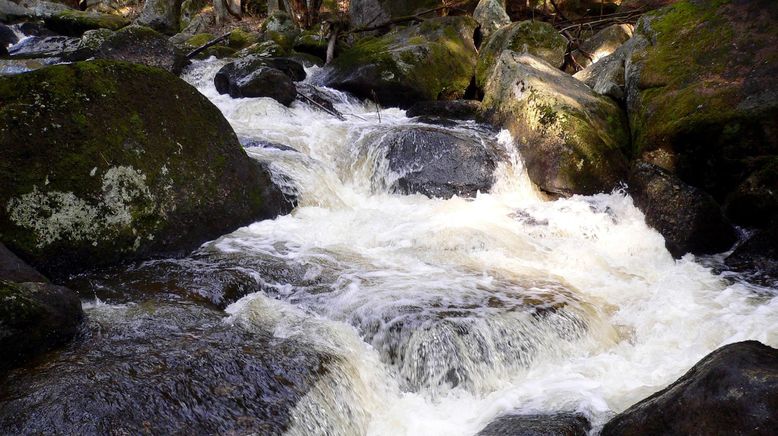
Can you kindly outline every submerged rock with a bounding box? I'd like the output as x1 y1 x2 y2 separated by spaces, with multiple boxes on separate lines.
379 126 499 199
482 52 629 196
475 20 567 90
0 61 288 277
0 243 83 373
478 413 591 436
69 25 188 74
725 224 778 287
625 0 778 227
602 341 778 436
322 16 479 109
629 162 737 258
0 301 334 434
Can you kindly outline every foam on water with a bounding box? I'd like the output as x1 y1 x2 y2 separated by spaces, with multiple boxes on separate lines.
181 60 778 435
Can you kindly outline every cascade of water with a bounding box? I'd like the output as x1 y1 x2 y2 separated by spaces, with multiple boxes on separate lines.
179 59 778 435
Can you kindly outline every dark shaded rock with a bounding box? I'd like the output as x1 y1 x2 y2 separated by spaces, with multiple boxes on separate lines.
214 55 304 104
724 157 778 228
482 52 629 196
0 301 335 435
322 16 478 109
478 413 591 436
348 0 442 28
379 126 499 198
135 0 179 35
7 35 79 58
629 162 737 258
68 25 188 74
0 279 83 372
44 10 129 36
18 20 55 36
406 100 483 121
626 0 778 227
0 61 288 277
0 22 17 51
725 225 778 288
242 138 298 152
602 341 778 436
293 27 328 59
0 242 47 283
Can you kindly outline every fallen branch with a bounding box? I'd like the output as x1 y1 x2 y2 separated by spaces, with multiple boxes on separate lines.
186 32 232 59
296 90 346 121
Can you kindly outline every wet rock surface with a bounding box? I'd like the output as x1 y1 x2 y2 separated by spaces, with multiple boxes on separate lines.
406 100 483 121
214 55 305 103
725 224 778 288
0 300 334 435
629 162 737 257
378 125 500 199
478 413 591 436
7 35 79 58
602 341 778 436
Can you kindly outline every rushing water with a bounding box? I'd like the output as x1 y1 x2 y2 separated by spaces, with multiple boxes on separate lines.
7 57 773 435
176 59 778 434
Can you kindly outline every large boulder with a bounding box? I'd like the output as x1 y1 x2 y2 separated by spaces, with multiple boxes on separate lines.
475 20 567 90
0 301 337 434
377 126 500 199
570 23 633 71
473 0 510 41
725 224 778 287
322 16 479 109
136 0 179 35
626 0 778 227
68 25 188 74
214 55 305 104
0 61 288 277
406 99 483 121
602 341 778 436
349 0 441 28
43 10 129 36
628 162 737 257
724 157 778 227
478 413 590 436
1 243 83 373
482 52 630 196
0 0 32 22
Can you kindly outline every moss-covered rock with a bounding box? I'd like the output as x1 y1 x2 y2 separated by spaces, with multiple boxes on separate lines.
625 0 778 226
235 40 290 58
322 16 479 108
475 20 567 90
0 61 288 276
570 23 633 71
228 28 257 49
179 0 207 31
473 0 510 41
136 0 180 35
43 10 129 36
482 52 630 196
293 26 328 59
68 25 188 74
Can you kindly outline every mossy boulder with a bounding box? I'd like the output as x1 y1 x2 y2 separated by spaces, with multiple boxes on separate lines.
235 40 290 58
625 0 778 227
228 28 257 49
293 27 328 59
68 25 188 74
570 23 633 71
136 0 180 35
179 0 207 31
322 16 479 108
0 61 288 276
348 0 442 28
475 20 567 90
482 52 630 196
44 10 129 36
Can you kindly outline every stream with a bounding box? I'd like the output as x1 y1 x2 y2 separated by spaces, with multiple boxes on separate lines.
3 58 778 435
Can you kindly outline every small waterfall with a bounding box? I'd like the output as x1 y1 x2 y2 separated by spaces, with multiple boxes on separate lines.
173 59 778 435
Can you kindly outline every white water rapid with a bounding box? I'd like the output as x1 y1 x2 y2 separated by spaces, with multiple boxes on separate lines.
179 59 778 435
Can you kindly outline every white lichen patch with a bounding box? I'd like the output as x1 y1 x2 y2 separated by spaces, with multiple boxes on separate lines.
6 166 158 249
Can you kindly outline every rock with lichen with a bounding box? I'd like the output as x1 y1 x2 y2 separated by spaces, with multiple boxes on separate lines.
482 52 630 196
136 0 180 35
321 16 479 108
0 60 291 277
43 9 129 36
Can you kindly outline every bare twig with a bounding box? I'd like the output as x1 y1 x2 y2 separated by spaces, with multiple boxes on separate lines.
186 32 232 59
